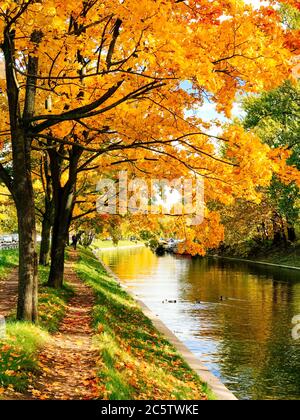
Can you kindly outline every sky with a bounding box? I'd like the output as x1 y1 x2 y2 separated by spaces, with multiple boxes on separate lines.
245 0 270 8
191 100 246 126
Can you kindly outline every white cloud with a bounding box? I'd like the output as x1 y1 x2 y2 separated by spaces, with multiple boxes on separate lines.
244 0 270 9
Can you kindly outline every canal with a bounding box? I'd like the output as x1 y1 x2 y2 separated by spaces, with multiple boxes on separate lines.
98 246 300 400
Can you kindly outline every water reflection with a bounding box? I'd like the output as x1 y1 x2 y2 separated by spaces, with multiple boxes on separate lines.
98 246 300 400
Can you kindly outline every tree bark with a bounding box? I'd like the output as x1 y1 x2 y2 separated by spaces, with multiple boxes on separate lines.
15 159 38 322
272 212 284 245
39 155 54 266
47 146 81 288
2 29 39 322
11 127 38 321
66 230 70 246
47 188 73 288
39 211 52 266
287 220 297 242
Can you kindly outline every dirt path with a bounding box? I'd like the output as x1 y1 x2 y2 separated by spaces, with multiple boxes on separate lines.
0 251 99 400
27 251 98 400
0 268 18 318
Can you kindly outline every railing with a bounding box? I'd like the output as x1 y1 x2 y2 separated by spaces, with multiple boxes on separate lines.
0 242 18 250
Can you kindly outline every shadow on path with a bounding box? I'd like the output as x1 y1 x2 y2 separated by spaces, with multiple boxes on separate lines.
0 268 18 318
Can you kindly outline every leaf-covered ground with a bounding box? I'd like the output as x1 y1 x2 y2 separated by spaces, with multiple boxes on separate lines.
0 259 72 396
22 253 99 400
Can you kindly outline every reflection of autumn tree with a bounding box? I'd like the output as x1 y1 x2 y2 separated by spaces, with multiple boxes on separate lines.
176 258 300 399
100 247 158 281
180 258 300 340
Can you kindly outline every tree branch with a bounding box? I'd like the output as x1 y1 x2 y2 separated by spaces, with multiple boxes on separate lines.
28 80 125 132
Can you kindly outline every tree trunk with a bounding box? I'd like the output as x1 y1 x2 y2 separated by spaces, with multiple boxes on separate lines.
39 155 54 266
47 189 74 288
280 215 287 244
47 145 81 288
66 230 70 246
287 221 297 242
14 131 38 322
272 212 284 245
2 28 39 322
39 212 52 266
47 228 67 289
16 198 38 322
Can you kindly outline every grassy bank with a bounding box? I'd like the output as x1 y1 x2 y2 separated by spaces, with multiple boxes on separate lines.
0 256 73 392
0 323 48 391
0 248 18 278
252 244 300 267
215 241 300 268
75 247 212 400
38 265 73 333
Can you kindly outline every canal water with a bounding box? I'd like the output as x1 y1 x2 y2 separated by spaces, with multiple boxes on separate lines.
98 246 300 400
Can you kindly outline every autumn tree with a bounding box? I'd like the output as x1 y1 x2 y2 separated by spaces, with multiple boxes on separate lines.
0 0 299 319
243 80 300 242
